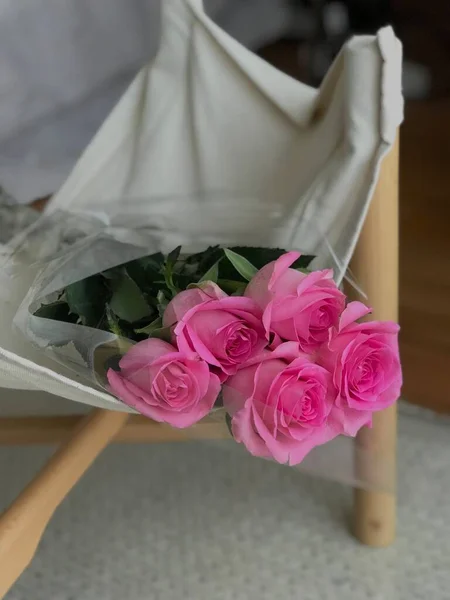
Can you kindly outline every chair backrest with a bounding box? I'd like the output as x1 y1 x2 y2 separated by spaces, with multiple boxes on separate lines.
48 0 403 274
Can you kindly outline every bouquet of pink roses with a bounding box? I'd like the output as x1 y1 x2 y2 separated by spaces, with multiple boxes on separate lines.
33 244 402 466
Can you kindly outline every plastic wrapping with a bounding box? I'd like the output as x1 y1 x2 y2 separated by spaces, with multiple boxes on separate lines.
8 194 347 371
1 193 398 491
9 193 295 374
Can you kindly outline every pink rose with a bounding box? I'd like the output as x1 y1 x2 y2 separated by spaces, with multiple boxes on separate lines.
164 284 266 380
163 282 228 327
319 301 402 435
222 343 340 465
245 252 345 352
107 339 220 428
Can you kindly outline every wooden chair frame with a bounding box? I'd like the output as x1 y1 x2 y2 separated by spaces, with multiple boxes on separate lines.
0 137 399 597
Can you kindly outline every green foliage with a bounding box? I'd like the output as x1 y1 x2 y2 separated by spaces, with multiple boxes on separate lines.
148 326 172 343
156 290 170 318
228 247 314 270
198 260 220 284
164 245 182 295
34 300 78 324
134 316 163 335
66 275 109 327
125 255 163 295
223 249 258 281
109 275 152 323
33 244 315 344
105 306 127 338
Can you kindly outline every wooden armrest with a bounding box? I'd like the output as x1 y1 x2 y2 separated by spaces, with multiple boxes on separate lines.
0 409 128 598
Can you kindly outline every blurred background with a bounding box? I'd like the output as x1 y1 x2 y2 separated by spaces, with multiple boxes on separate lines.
1 0 448 413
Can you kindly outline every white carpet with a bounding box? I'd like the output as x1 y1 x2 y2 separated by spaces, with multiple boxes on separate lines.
1 406 450 600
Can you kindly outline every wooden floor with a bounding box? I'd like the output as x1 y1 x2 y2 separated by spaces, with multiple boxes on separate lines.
399 99 450 413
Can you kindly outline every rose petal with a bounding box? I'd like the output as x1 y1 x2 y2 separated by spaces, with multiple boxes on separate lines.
231 400 273 460
163 289 209 327
222 364 259 414
339 301 372 331
119 339 176 373
268 252 301 290
245 252 301 309
163 372 221 428
286 425 340 466
295 269 334 296
329 406 373 437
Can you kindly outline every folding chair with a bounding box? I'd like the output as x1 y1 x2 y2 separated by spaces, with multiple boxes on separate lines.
0 137 399 596
0 2 402 594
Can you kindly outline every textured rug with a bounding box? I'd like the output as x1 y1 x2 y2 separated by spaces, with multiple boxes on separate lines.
1 405 449 600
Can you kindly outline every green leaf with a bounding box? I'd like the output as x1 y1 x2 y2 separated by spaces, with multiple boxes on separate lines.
217 279 246 295
34 300 78 324
225 413 233 438
66 275 108 327
224 249 258 282
172 272 197 291
134 316 163 335
148 326 172 343
133 313 172 341
198 259 220 283
157 290 169 318
126 262 161 292
167 246 182 268
101 267 123 280
157 290 167 305
229 247 315 270
109 275 152 323
124 252 166 295
105 306 126 337
164 246 182 295
137 252 165 271
184 246 220 269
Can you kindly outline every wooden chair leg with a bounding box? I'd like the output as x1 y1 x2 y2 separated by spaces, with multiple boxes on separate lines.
349 135 399 546
0 409 128 598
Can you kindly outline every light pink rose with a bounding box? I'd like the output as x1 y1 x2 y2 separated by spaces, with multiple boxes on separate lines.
107 339 220 428
163 282 228 328
222 342 340 465
164 284 266 380
245 252 345 352
319 301 402 435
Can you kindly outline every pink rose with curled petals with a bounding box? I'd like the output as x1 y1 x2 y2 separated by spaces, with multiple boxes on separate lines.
245 252 345 352
164 284 266 380
107 339 220 428
222 342 340 465
318 301 402 436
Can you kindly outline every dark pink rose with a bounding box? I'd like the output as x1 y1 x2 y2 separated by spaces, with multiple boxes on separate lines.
164 284 266 380
107 339 220 428
319 301 402 435
222 342 340 465
245 252 345 352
